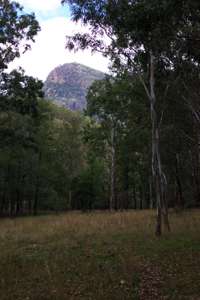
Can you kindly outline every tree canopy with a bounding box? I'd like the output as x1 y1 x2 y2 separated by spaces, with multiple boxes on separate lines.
0 0 40 71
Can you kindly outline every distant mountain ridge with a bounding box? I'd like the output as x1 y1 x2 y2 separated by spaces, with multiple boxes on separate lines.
44 63 105 111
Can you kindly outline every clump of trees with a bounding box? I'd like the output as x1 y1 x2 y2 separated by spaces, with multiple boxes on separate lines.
63 0 200 235
1 0 200 236
0 0 84 215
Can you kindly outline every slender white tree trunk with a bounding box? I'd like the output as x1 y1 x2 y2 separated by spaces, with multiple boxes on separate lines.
149 52 170 235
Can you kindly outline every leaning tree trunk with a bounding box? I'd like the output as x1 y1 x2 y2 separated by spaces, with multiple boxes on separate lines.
149 52 170 236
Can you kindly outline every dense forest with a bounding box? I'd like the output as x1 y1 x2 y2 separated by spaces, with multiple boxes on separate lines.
1 0 200 235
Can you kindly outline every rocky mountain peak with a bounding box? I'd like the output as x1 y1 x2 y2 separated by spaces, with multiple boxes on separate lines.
44 63 105 111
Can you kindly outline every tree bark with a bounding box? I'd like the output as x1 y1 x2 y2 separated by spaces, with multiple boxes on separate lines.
175 153 184 209
110 126 116 211
194 131 200 206
149 52 170 235
149 175 153 209
33 151 42 216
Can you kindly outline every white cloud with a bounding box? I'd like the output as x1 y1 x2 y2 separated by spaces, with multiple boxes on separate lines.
8 17 110 81
18 0 61 12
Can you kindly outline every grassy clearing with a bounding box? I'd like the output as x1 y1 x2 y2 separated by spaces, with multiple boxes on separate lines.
0 210 199 300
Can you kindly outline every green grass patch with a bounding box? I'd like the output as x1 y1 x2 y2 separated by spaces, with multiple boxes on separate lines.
0 210 199 299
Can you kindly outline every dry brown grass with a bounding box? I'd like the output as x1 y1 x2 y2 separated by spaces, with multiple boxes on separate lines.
0 209 199 300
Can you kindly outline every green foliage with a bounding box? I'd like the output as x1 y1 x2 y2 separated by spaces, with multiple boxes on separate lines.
1 0 200 215
0 94 86 215
85 74 151 209
0 68 43 115
0 0 40 70
71 154 107 210
64 0 200 212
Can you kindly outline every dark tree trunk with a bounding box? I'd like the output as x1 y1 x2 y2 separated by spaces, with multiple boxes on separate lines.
0 187 6 216
132 178 137 209
33 151 42 216
110 126 116 211
33 179 39 216
175 153 184 209
149 175 154 209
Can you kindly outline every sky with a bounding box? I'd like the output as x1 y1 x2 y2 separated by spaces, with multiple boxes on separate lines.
8 0 110 81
